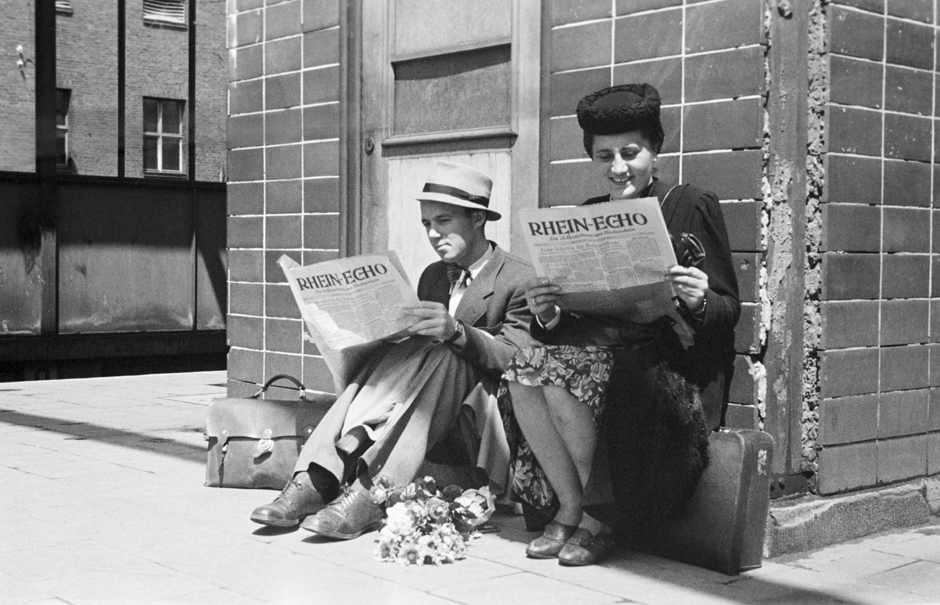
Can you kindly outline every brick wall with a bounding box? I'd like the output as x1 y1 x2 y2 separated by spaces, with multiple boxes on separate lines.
56 1 121 177
226 0 342 397
0 2 36 172
545 0 765 427
196 0 229 181
816 0 940 494
0 2 226 179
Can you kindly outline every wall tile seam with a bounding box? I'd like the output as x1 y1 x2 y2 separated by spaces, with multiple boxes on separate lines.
827 152 934 163
304 25 340 34
238 139 341 151
833 58 940 78
258 350 305 358
882 13 940 27
234 101 339 117
551 158 591 165
262 33 304 46
551 150 764 165
551 96 764 118
252 63 339 77
551 18 613 31
232 38 274 51
550 45 768 77
826 4 889 18
626 44 768 62
230 75 266 85
303 137 341 145
229 345 264 352
615 5 685 20
828 103 938 119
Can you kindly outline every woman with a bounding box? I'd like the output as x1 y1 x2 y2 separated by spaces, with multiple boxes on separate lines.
500 83 740 566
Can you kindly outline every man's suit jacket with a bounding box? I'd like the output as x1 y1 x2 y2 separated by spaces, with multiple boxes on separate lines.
416 243 535 378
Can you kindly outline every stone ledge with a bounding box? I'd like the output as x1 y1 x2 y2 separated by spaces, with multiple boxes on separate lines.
764 475 940 557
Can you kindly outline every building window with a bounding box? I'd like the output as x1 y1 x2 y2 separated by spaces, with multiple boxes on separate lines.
143 98 184 174
56 89 71 168
143 0 186 26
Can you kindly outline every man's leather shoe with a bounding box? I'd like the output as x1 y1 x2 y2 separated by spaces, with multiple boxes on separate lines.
250 476 326 527
525 520 578 559
301 486 383 540
557 528 616 567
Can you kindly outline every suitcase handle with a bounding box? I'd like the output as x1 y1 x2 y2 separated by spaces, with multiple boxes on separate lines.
252 374 308 401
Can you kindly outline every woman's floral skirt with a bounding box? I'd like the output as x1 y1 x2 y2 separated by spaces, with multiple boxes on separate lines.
497 345 614 518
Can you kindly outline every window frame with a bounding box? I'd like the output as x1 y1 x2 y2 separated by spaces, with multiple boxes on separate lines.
143 0 187 28
143 97 185 177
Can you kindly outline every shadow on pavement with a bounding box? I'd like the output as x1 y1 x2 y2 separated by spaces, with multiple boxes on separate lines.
0 407 205 464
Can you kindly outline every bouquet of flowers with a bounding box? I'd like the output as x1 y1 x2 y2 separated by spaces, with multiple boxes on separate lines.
369 475 496 566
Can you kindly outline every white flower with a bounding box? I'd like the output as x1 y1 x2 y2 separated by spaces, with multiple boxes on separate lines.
384 502 415 536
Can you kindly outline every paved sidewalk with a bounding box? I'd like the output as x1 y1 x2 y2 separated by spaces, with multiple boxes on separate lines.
1 371 939 605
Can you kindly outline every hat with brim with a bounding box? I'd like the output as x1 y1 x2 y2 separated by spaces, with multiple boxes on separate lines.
414 160 501 221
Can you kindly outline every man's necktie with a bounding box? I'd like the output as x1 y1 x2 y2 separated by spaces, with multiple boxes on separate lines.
446 263 471 293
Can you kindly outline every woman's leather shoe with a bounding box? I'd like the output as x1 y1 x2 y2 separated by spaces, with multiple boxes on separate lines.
525 520 579 559
557 528 616 566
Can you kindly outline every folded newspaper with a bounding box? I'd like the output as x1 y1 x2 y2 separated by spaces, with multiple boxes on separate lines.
279 252 420 391
518 197 693 345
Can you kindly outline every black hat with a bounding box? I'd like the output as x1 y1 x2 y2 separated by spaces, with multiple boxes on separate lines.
576 83 663 136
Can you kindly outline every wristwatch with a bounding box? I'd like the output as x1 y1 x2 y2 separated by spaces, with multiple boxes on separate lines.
444 320 464 344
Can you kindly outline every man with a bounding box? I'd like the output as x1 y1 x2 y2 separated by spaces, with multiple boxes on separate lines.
250 160 534 540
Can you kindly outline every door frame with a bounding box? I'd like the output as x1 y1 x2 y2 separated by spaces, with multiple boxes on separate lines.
347 0 543 258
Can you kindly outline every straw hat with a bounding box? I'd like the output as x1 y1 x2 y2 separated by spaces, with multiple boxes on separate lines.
414 160 500 221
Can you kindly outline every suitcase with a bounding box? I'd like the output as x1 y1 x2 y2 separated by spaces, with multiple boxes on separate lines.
643 428 775 574
204 374 334 489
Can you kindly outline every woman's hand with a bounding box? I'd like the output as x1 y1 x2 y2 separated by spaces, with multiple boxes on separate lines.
524 277 562 325
402 301 456 341
667 266 708 311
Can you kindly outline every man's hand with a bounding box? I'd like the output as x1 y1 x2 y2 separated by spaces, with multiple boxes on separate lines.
403 301 457 341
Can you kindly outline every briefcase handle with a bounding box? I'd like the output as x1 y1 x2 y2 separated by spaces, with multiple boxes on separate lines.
251 374 308 402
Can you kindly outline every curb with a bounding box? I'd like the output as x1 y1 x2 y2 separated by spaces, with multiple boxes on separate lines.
764 475 940 557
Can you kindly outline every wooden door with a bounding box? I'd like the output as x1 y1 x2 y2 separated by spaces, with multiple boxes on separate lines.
357 0 541 285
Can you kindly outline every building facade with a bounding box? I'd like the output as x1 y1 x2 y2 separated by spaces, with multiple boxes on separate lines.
0 0 228 379
225 0 940 504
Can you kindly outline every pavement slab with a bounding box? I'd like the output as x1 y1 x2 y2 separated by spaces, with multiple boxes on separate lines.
2 371 939 604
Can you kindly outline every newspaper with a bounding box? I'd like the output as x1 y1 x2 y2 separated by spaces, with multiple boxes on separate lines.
518 197 693 343
279 252 420 391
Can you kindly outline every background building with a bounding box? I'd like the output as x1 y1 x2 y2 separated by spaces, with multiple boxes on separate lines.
225 0 940 542
0 0 228 380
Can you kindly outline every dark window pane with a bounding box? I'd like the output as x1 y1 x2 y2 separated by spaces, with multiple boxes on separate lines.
162 138 180 170
55 89 70 126
144 136 158 169
144 99 158 132
393 45 511 135
56 131 67 164
162 101 181 134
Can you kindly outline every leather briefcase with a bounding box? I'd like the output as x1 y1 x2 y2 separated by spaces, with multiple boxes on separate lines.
204 374 333 489
643 428 775 574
